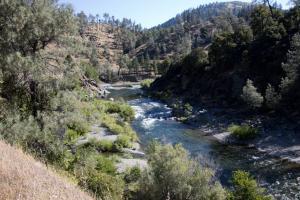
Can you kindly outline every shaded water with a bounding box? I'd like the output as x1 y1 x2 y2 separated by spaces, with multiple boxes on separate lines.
107 85 300 200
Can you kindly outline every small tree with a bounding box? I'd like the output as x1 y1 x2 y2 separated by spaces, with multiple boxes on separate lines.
279 34 300 94
227 170 272 200
241 79 264 108
136 142 226 200
265 84 281 109
90 46 99 67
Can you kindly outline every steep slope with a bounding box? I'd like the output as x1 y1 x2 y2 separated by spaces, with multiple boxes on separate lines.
159 1 248 28
79 2 250 80
132 1 250 62
0 141 94 200
151 4 300 114
83 24 124 71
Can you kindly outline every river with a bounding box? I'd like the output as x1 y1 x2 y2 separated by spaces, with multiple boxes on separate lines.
107 84 300 200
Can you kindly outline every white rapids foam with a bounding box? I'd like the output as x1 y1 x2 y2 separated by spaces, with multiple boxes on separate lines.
141 118 158 129
131 105 145 119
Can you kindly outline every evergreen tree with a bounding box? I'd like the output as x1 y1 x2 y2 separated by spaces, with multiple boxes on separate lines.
0 0 75 56
280 34 300 94
0 0 75 117
77 11 88 35
227 170 272 200
265 84 281 109
241 79 264 108
90 46 99 67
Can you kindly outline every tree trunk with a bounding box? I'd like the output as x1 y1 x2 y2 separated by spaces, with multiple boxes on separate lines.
29 80 38 117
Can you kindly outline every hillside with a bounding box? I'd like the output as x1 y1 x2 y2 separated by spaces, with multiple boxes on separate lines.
83 24 124 71
151 3 300 115
0 141 93 200
79 1 249 80
159 1 247 28
136 1 250 61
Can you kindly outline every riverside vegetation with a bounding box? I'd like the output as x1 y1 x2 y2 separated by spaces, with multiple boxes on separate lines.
151 1 300 115
0 0 281 200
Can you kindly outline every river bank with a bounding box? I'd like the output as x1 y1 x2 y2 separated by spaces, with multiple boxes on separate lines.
146 90 300 166
105 83 300 199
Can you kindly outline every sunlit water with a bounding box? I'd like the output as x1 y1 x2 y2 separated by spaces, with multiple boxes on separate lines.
107 85 300 199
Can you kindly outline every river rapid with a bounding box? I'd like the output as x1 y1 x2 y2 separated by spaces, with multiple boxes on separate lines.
107 84 300 200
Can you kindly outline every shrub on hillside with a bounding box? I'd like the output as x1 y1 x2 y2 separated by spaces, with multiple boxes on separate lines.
65 113 90 135
73 150 122 200
82 62 99 81
228 124 258 140
0 115 74 169
95 139 114 152
84 171 124 200
124 167 142 183
113 135 132 151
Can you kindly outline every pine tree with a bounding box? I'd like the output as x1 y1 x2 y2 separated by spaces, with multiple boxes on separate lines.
241 79 264 108
280 34 300 94
90 46 99 67
0 0 75 117
265 84 281 109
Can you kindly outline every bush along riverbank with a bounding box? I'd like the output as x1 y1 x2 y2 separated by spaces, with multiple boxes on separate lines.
148 79 300 164
0 85 143 199
0 84 273 200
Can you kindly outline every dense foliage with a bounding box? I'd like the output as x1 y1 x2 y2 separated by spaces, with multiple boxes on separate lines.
228 124 258 140
151 2 300 114
227 170 272 200
0 1 136 199
76 2 249 81
135 142 226 200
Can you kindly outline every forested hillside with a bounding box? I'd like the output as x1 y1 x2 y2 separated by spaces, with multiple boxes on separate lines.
151 1 300 116
77 2 250 80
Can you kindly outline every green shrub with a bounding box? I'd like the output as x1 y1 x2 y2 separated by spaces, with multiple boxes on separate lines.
24 131 74 168
101 114 137 141
0 115 74 169
67 119 90 135
82 62 99 80
136 142 226 200
95 155 117 175
228 124 258 140
73 149 123 199
84 171 124 200
124 167 142 183
227 170 272 200
141 79 154 89
113 135 132 151
97 140 114 152
94 100 135 122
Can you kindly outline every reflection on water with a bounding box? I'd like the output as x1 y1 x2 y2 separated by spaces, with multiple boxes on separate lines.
107 86 300 199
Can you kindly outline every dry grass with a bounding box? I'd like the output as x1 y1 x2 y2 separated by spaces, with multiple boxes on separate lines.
0 141 94 200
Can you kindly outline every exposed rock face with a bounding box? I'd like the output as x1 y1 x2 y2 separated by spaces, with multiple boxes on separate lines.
81 76 110 98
